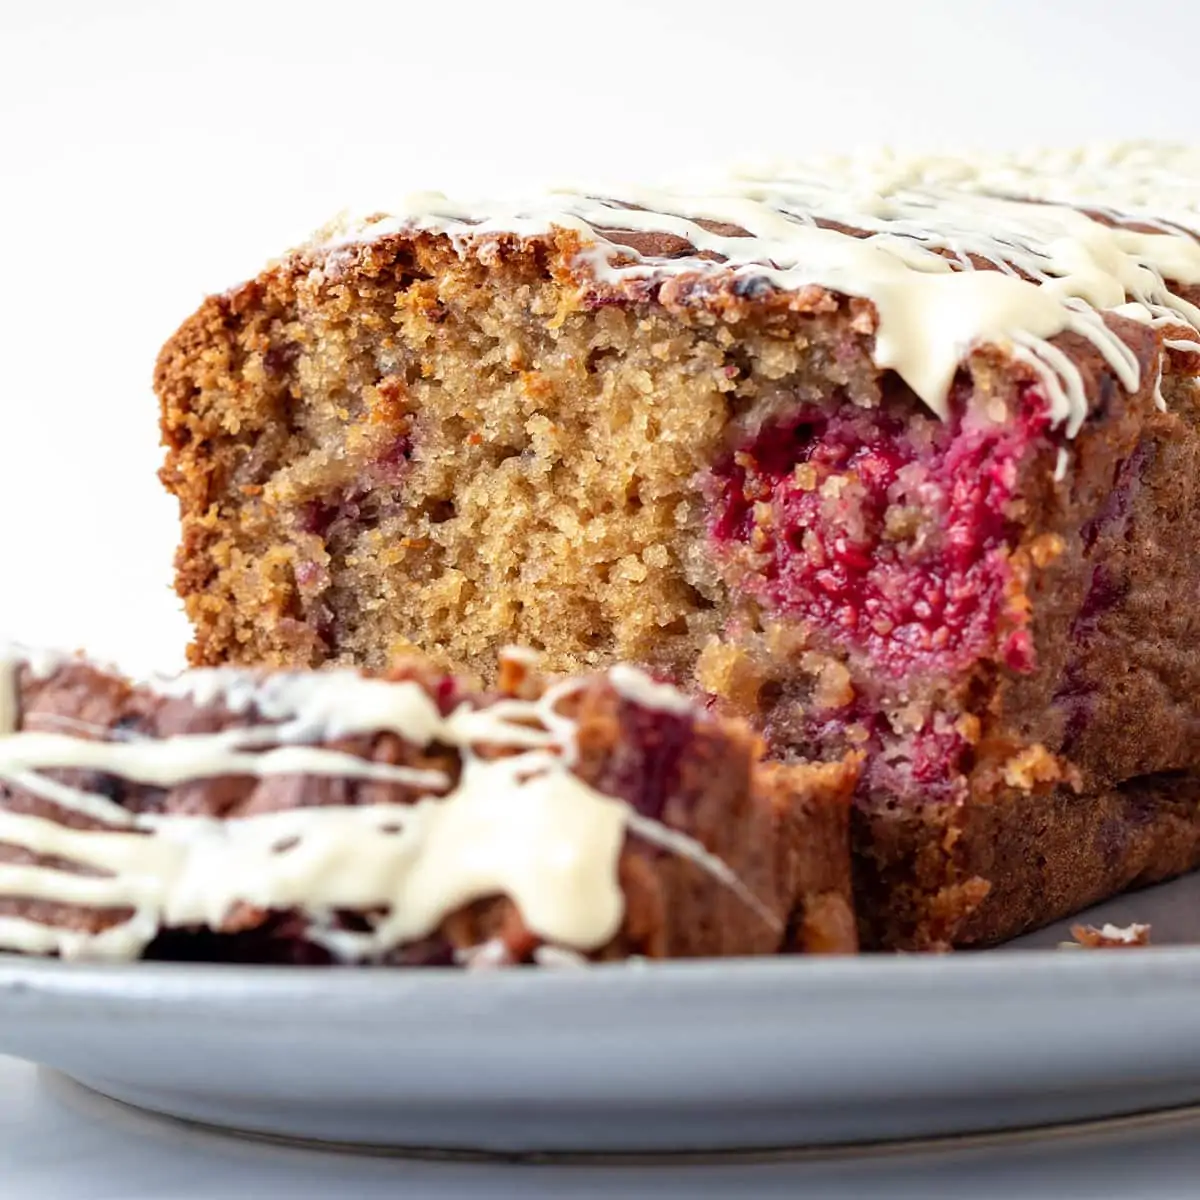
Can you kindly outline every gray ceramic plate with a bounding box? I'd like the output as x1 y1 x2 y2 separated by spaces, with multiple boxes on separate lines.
0 874 1196 1155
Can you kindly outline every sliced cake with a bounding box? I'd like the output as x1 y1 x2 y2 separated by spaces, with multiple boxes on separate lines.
155 157 1200 948
0 646 857 963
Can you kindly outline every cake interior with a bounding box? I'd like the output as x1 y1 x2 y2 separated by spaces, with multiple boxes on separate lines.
167 236 1050 722
164 226 1200 947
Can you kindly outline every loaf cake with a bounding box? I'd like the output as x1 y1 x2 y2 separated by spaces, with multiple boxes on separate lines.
0 645 857 963
156 147 1200 950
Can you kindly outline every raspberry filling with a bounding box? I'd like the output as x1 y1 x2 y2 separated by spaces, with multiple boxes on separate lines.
296 434 414 540
710 387 1051 678
581 698 695 823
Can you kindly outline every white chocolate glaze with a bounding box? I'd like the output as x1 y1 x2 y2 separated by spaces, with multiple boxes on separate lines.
849 144 1200 238
0 652 777 962
315 146 1200 439
1095 921 1151 945
498 644 541 667
455 938 514 969
607 664 695 716
532 944 588 968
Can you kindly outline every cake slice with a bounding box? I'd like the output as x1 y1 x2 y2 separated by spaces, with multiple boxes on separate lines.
0 646 857 963
156 156 1200 949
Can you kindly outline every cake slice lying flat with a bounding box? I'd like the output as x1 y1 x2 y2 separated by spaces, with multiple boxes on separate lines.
0 647 857 963
156 151 1200 949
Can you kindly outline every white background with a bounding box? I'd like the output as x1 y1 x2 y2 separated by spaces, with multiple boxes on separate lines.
1 0 1196 674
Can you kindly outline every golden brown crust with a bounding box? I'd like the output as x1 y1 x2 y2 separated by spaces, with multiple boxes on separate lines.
857 775 1200 950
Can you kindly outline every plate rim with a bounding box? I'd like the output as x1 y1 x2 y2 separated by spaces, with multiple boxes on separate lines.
8 943 1200 1152
1 943 1199 1021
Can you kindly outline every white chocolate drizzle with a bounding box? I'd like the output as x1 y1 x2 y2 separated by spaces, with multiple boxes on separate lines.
532 944 589 968
0 652 779 961
607 664 695 716
315 147 1200 440
1095 921 1151 945
454 938 513 970
498 644 541 667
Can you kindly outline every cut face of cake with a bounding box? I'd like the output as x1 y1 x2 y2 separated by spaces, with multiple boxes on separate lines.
0 646 857 964
155 149 1200 950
